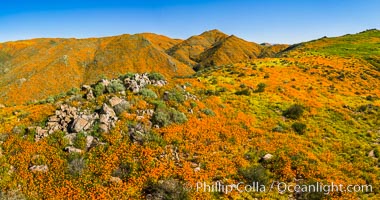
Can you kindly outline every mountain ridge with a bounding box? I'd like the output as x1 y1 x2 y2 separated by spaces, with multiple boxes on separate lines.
1 29 379 104
0 29 379 199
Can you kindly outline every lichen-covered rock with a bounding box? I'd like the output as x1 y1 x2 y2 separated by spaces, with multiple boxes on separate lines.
64 146 84 154
29 165 48 173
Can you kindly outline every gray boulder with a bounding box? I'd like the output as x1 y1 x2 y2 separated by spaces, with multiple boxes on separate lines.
29 165 48 173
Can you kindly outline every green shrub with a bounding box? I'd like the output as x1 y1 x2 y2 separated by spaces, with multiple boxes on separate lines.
139 88 157 99
30 155 47 166
152 108 187 127
217 87 227 93
366 95 374 101
46 96 55 104
168 90 185 103
152 100 167 110
148 72 165 81
235 89 251 96
67 87 80 95
283 104 304 119
202 108 215 116
99 74 108 79
272 123 286 132
120 72 136 80
73 132 87 149
152 110 171 127
143 179 189 200
12 125 26 135
204 89 217 96
210 77 218 84
112 161 133 180
255 83 266 93
374 148 380 158
90 121 102 138
238 165 270 186
170 109 188 124
190 102 197 108
107 79 126 93
93 83 105 97
358 105 368 112
145 132 167 147
47 131 68 148
67 156 86 177
292 122 307 134
113 101 131 116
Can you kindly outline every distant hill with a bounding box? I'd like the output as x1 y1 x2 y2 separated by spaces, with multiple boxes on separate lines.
167 30 285 70
280 29 380 70
1 29 380 104
195 35 262 70
166 29 229 66
0 33 193 104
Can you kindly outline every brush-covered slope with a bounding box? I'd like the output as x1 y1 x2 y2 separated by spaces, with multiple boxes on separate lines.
84 34 193 83
0 56 379 199
281 29 380 70
167 30 265 70
0 38 99 104
195 35 262 69
0 30 380 199
138 33 183 51
166 29 228 66
259 44 289 57
0 34 194 105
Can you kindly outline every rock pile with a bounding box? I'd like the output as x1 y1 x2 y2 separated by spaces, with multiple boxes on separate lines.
124 73 167 93
33 100 122 141
29 165 48 173
32 101 122 153
82 73 168 98
99 103 118 133
34 104 99 141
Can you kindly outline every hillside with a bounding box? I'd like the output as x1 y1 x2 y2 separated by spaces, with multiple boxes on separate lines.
280 29 380 70
167 30 269 70
0 30 292 105
0 30 379 199
259 44 289 57
195 35 262 70
0 34 193 105
166 29 229 66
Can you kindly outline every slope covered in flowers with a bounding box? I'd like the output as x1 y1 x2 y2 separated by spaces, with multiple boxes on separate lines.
0 30 379 199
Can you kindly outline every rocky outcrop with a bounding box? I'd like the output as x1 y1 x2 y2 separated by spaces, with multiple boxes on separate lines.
184 92 198 101
69 116 94 133
30 73 184 146
34 104 99 141
99 103 118 133
136 109 154 117
262 154 273 161
33 101 120 142
128 122 152 143
110 176 122 184
123 73 167 93
109 96 130 115
64 146 84 154
29 165 48 173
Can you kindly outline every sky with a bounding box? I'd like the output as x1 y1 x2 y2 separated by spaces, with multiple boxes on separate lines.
1 0 379 44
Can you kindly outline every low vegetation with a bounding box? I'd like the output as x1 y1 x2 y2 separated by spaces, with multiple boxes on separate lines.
0 30 379 199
